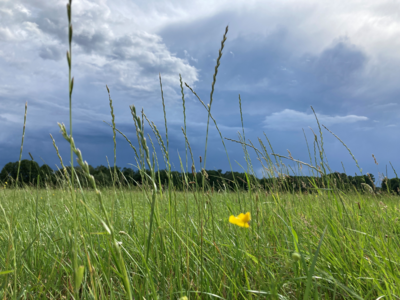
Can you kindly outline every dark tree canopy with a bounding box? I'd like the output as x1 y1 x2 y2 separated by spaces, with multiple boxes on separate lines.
0 160 397 194
0 160 56 186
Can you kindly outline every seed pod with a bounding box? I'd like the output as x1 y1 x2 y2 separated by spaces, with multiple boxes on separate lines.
291 252 301 262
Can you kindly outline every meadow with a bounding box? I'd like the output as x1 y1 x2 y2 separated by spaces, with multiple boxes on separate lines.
1 186 400 299
1 1 400 299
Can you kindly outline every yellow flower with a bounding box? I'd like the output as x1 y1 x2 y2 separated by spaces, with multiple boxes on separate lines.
229 212 251 228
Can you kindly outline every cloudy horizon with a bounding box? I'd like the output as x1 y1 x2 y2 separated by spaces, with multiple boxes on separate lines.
1 0 399 183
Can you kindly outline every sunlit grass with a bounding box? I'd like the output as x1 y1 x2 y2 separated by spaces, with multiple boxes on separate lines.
1 188 399 299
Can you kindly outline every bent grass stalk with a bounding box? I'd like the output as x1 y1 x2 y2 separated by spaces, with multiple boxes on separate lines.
142 113 167 167
389 161 398 179
50 133 70 182
103 121 140 161
185 83 236 183
322 124 363 175
57 122 133 299
225 137 324 175
181 127 195 175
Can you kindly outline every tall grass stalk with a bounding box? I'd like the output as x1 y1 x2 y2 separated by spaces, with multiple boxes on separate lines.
15 102 27 188
203 25 228 169
106 85 117 186
158 74 172 196
238 95 256 180
311 106 327 175
302 128 315 177
184 82 236 182
6 101 28 299
0 204 17 300
180 74 188 173
65 2 80 297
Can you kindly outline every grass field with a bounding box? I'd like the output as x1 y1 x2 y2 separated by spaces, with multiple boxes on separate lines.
1 187 400 299
1 1 400 299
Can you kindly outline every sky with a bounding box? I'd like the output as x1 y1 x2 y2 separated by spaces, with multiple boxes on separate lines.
1 0 399 184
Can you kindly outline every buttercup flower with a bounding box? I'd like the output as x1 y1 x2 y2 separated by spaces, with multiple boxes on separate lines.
229 212 251 228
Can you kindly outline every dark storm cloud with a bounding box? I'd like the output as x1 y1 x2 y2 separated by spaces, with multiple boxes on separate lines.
154 5 399 180
313 41 367 87
74 30 108 53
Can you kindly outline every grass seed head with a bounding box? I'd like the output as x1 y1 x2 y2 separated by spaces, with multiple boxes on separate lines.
292 252 301 262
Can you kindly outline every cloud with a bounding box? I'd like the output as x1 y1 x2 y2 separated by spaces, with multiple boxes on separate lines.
0 27 15 40
311 40 367 88
1 0 400 179
39 44 63 60
369 102 398 109
263 109 368 131
184 50 198 62
0 0 200 124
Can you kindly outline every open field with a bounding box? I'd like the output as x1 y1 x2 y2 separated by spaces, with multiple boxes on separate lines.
1 187 400 299
1 1 400 299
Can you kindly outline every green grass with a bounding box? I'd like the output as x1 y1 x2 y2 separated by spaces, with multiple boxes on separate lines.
1 1 400 299
1 187 400 299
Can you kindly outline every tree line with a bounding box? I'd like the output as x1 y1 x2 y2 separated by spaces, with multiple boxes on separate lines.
1 159 399 194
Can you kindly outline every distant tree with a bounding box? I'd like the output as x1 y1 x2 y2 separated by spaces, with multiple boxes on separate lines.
122 167 135 184
0 159 388 193
38 164 56 186
92 165 113 186
0 160 40 184
381 177 400 195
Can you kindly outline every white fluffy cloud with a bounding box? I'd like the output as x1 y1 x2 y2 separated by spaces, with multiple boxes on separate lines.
0 0 201 146
0 0 199 96
263 109 368 131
